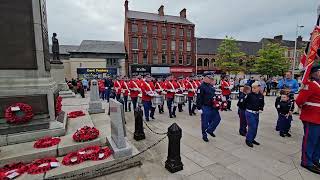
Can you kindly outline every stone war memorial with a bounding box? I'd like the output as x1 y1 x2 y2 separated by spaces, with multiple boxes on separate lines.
0 1 141 179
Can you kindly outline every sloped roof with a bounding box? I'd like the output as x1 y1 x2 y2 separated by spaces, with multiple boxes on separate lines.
197 38 262 56
127 10 194 25
260 38 308 49
49 45 79 54
76 40 125 54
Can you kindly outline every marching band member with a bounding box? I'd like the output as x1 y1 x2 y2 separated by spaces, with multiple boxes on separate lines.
155 78 165 114
141 75 156 121
121 76 130 112
296 65 320 174
165 76 178 118
177 77 185 112
185 77 197 116
221 75 232 111
128 76 141 111
114 76 122 101
275 90 294 137
237 85 251 136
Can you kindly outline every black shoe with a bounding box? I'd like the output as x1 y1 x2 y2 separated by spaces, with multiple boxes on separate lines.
192 112 197 115
146 119 150 122
169 115 173 118
280 132 286 137
252 140 260 145
285 132 292 137
207 131 216 137
246 141 253 148
301 164 320 175
239 132 246 137
173 115 176 118
203 137 209 142
150 116 155 120
189 113 193 116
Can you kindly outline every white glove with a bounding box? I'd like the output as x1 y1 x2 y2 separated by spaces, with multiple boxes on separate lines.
198 109 203 114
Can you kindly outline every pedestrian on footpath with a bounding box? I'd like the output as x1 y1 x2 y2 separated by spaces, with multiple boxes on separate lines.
243 82 265 147
275 90 294 137
237 85 251 136
296 65 320 174
196 73 221 142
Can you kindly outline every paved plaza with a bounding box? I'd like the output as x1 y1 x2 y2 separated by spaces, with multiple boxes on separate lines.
61 94 319 180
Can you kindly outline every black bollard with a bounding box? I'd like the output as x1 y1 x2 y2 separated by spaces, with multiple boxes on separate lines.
165 123 183 173
134 106 145 141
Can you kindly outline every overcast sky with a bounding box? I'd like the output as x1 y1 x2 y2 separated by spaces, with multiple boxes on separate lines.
47 0 320 45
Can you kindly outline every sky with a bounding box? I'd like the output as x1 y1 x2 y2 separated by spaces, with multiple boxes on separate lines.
47 0 320 45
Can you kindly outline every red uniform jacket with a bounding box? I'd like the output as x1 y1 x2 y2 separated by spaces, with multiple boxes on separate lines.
141 81 155 101
114 80 122 95
155 82 164 94
296 80 320 124
98 80 105 92
221 80 231 96
121 81 130 96
165 80 178 99
185 81 196 97
128 80 140 98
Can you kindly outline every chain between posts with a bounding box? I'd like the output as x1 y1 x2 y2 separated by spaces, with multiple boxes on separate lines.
143 121 167 135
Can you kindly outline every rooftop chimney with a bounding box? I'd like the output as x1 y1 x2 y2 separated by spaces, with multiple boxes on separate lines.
274 35 283 41
297 36 303 42
125 0 129 12
180 8 186 18
158 5 164 16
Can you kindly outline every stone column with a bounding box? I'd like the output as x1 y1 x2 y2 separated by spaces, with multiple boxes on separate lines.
88 80 105 114
50 64 75 98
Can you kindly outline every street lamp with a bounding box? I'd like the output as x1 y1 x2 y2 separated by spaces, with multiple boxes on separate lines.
292 24 304 75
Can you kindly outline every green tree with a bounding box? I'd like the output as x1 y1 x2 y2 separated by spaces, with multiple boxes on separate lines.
216 36 246 73
253 43 289 77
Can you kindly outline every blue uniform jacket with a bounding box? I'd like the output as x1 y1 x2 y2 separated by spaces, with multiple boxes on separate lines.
196 82 215 110
237 92 247 110
243 92 265 111
277 79 299 93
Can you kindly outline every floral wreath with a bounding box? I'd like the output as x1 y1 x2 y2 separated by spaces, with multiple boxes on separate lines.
212 96 228 111
62 146 113 166
0 162 28 179
34 137 61 149
4 103 34 124
73 126 99 142
27 157 59 175
55 96 62 116
67 111 85 119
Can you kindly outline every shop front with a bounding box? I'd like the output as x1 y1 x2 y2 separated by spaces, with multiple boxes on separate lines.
130 65 151 76
170 66 195 77
77 68 117 79
151 66 170 77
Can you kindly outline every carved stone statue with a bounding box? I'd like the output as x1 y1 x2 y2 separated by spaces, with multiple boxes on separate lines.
51 33 62 64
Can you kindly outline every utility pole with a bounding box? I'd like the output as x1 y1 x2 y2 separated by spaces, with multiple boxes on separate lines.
292 24 304 75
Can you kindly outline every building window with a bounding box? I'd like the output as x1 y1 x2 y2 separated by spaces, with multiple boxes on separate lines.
187 30 192 38
143 53 148 64
197 58 203 66
162 27 166 36
171 54 176 64
153 54 158 64
152 39 158 50
187 55 191 65
179 55 183 65
132 54 138 64
187 42 191 52
142 38 148 50
171 41 176 51
211 59 215 67
162 54 167 64
106 58 118 66
131 37 138 50
171 27 176 36
204 58 209 67
152 26 158 34
132 24 138 33
162 39 167 50
179 41 184 51
142 25 147 34
180 28 184 37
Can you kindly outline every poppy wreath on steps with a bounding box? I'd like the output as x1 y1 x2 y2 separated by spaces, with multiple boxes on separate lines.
97 147 113 161
4 103 34 124
77 146 101 161
55 96 62 116
72 126 99 142
33 136 61 149
67 111 85 118
27 158 59 175
62 152 84 166
0 162 28 179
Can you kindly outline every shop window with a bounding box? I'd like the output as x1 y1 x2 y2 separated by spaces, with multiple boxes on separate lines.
132 54 138 64
132 24 138 33
171 41 176 51
171 54 176 64
162 39 167 50
187 42 191 52
179 55 183 65
152 39 158 50
153 54 158 64
142 38 148 50
162 54 167 64
131 37 138 50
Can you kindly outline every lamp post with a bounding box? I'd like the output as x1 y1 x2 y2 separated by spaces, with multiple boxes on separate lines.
195 38 198 75
292 25 304 75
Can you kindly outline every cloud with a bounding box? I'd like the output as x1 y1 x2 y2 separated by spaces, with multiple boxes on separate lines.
47 0 319 45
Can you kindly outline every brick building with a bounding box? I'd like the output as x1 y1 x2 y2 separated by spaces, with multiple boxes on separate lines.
124 0 196 77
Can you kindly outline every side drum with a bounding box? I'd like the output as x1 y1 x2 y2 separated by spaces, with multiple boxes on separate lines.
174 94 185 104
137 94 142 105
152 95 164 106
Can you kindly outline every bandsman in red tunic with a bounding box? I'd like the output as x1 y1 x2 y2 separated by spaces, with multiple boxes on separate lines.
140 75 156 121
221 75 232 111
155 78 165 114
114 77 122 101
164 76 179 118
185 77 197 116
121 76 130 112
177 77 185 112
128 76 141 111
296 65 320 174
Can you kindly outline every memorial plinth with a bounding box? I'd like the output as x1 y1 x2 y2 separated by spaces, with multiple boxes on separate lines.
0 0 66 145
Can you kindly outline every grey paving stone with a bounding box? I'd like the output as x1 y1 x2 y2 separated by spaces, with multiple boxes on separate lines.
187 170 218 180
205 163 245 180
184 151 215 167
